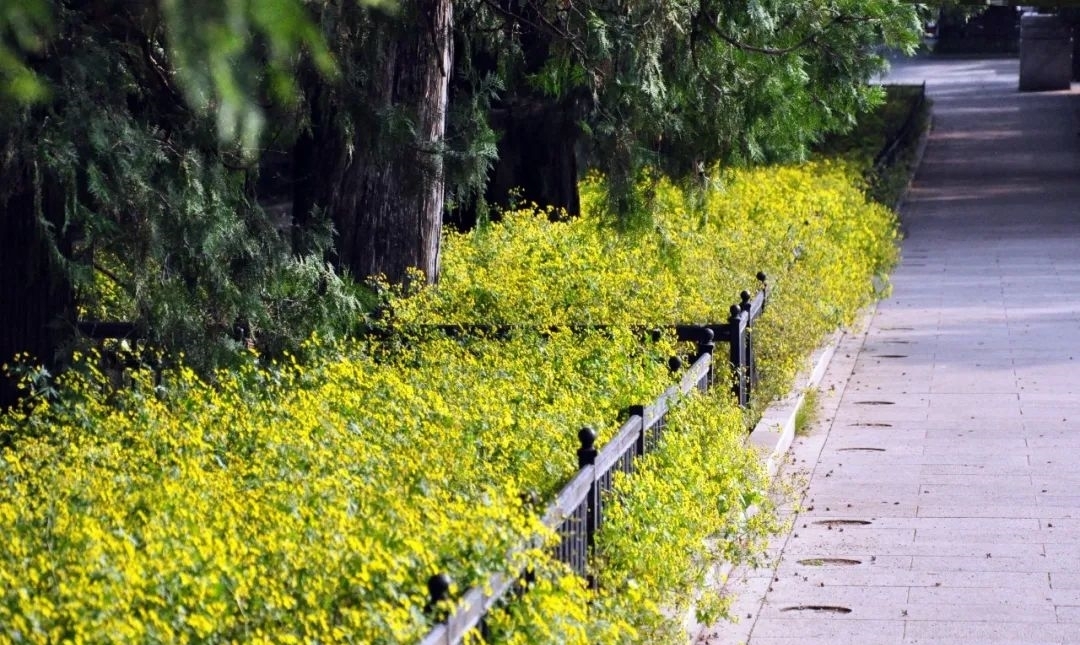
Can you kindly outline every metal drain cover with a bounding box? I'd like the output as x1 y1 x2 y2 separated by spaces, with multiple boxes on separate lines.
797 558 862 566
780 605 852 614
814 520 873 527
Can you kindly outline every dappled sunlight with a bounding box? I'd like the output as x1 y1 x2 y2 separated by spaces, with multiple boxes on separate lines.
931 128 1022 141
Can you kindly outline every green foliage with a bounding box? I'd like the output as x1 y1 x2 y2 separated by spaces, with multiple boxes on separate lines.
0 1 394 150
1 161 898 643
158 0 327 151
814 84 931 206
0 0 51 104
462 0 923 223
815 85 923 161
2 1 921 380
1 6 367 372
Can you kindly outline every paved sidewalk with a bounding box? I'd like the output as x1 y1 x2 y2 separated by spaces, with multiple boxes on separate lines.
702 57 1080 644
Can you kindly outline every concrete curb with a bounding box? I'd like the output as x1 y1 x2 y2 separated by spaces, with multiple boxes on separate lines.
684 311 872 642
740 80 931 478
684 98 928 639
746 328 843 479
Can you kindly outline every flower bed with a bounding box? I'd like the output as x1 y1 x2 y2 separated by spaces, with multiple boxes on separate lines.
0 161 898 644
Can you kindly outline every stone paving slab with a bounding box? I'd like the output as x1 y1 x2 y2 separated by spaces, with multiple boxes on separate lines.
902 621 1080 643
700 55 1080 645
906 555 1056 573
914 504 1063 519
772 568 1051 591
745 618 906 642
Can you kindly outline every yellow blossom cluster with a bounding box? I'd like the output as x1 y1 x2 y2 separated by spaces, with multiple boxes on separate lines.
396 161 897 401
0 161 898 643
1 330 670 644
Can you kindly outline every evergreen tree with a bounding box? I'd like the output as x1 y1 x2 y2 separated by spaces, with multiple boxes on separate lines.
292 0 455 285
0 0 920 408
459 0 921 224
0 2 364 408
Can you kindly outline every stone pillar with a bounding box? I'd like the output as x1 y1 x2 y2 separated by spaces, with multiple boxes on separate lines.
1020 14 1073 92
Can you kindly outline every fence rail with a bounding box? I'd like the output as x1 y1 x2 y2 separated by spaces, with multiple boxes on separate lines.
419 275 769 645
74 275 769 645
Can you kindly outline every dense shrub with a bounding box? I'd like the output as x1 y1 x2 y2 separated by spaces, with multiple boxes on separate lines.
0 161 897 643
0 328 670 644
397 161 897 401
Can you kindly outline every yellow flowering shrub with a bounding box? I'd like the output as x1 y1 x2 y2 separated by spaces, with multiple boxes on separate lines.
388 162 898 642
590 392 781 643
0 161 898 644
396 161 897 400
0 330 669 644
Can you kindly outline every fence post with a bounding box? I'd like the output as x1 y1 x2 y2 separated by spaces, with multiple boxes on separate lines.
750 272 768 399
728 304 746 406
577 427 599 588
740 290 754 403
627 405 646 456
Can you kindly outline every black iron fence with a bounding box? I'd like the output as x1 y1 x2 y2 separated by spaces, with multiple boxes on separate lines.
74 274 770 645
419 275 769 645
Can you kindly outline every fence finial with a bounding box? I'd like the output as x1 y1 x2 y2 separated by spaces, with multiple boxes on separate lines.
577 427 598 467
696 327 715 359
426 573 452 620
668 355 683 373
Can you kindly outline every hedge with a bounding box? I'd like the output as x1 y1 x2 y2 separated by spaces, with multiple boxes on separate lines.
0 161 897 644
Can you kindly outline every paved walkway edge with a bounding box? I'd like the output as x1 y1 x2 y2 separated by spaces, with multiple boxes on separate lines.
684 100 929 637
746 325 845 478
683 305 876 641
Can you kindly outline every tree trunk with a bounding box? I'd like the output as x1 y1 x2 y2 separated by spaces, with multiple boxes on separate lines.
0 171 74 410
302 0 453 285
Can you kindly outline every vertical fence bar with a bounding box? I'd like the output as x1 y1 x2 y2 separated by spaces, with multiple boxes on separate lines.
573 502 587 577
576 427 598 588
740 290 754 403
728 304 746 405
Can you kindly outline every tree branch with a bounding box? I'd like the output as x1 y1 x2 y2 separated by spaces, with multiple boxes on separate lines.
706 21 821 56
701 12 873 57
477 0 588 62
